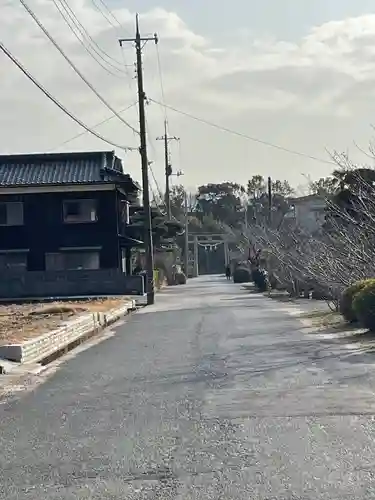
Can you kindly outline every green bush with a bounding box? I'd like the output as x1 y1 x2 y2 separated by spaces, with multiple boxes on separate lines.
175 272 187 285
352 280 375 331
252 268 269 292
340 280 369 323
233 267 251 283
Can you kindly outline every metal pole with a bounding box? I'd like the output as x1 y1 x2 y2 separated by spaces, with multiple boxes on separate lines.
193 235 199 277
119 16 157 305
224 240 229 266
164 120 171 218
268 176 272 226
184 190 189 277
157 123 178 220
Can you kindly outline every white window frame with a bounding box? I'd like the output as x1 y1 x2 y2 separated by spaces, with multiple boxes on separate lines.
121 200 130 225
62 199 97 224
0 202 24 226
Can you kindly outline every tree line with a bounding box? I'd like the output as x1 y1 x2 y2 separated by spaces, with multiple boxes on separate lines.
167 158 375 292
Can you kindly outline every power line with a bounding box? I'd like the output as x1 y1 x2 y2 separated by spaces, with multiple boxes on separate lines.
148 164 163 206
90 0 121 30
88 0 134 84
52 0 128 77
20 0 139 135
53 101 138 150
149 98 336 166
145 117 181 220
145 117 167 207
0 41 136 151
91 0 132 37
155 44 167 123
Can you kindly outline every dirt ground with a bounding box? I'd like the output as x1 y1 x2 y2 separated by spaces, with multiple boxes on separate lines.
0 298 130 345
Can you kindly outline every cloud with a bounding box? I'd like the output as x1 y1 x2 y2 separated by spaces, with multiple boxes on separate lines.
1 0 375 189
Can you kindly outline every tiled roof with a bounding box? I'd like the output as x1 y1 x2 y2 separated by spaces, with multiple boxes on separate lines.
0 150 138 188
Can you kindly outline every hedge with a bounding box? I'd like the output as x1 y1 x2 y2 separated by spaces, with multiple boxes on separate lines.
340 280 369 323
233 267 251 284
175 272 187 285
352 279 375 331
252 268 269 292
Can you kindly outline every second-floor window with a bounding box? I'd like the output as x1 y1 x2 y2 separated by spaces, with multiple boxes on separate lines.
0 202 24 226
121 200 130 225
63 199 97 223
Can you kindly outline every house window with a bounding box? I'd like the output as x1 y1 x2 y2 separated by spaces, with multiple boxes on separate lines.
0 202 24 226
0 252 27 270
45 251 100 271
63 199 97 223
121 201 130 225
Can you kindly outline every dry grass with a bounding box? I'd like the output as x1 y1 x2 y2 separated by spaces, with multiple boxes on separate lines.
0 297 130 345
299 309 349 330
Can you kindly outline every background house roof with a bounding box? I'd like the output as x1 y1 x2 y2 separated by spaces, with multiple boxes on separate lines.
288 194 326 204
0 150 140 190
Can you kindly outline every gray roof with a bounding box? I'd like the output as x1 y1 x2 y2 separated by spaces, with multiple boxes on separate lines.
0 150 139 189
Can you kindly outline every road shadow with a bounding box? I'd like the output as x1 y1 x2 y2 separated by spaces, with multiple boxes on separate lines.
221 295 264 302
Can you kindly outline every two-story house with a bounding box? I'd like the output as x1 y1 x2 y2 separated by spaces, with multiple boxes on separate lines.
0 150 145 299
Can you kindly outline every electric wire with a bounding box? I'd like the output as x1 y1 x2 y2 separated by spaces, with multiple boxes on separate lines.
0 41 136 151
88 0 134 84
90 0 121 30
145 122 167 208
52 0 128 77
92 0 132 38
148 165 163 207
19 0 139 135
53 101 138 150
149 98 336 166
155 43 167 124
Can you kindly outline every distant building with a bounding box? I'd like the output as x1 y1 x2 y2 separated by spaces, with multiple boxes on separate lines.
0 150 145 299
284 194 326 234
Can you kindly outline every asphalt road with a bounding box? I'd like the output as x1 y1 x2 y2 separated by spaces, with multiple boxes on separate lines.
2 276 375 499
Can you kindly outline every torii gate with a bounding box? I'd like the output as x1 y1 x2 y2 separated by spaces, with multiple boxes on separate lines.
187 233 232 277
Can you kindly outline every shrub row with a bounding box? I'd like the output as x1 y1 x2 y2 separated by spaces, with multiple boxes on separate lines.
340 279 375 330
252 268 269 292
233 267 251 284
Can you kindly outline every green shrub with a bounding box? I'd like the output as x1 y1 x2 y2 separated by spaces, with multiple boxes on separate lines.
340 280 369 323
175 272 187 285
233 267 251 283
352 280 375 331
252 268 269 292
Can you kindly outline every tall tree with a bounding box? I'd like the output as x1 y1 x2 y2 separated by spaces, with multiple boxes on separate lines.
324 167 375 230
309 176 337 196
272 179 294 197
247 175 266 199
195 182 245 227
169 184 186 219
246 175 294 228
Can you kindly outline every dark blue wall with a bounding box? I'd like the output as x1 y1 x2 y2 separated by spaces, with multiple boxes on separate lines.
0 190 121 271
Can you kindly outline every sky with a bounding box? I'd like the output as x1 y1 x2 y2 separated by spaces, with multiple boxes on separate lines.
2 0 375 196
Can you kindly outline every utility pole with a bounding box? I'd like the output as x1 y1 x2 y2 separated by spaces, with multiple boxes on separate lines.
267 176 272 226
193 235 199 277
184 190 189 276
156 121 179 219
119 16 157 305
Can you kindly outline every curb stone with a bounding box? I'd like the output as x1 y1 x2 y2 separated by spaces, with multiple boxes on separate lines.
0 299 135 365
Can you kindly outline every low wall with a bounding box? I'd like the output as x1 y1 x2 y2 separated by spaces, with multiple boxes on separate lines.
0 269 144 300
